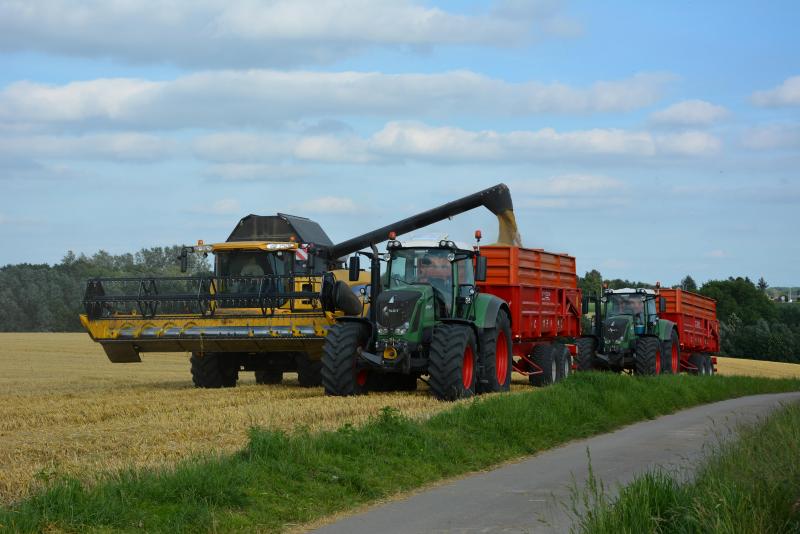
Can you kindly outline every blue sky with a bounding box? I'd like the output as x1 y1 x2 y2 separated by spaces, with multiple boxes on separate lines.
0 0 798 285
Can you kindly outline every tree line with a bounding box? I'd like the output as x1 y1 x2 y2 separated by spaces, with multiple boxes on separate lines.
579 270 800 363
1 249 798 363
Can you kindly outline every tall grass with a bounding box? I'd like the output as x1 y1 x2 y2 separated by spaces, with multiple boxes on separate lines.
574 401 800 533
2 373 798 533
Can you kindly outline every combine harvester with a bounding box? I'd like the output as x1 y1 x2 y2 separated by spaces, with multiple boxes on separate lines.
576 286 719 375
80 185 522 388
321 189 582 400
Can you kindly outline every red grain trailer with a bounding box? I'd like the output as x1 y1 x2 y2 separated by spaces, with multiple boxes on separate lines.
657 288 720 374
478 245 582 385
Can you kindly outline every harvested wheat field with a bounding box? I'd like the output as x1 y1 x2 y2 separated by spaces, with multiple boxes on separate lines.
0 332 533 505
716 355 800 379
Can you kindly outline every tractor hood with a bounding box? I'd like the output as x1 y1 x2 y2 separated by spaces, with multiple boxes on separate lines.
376 289 422 330
603 315 632 349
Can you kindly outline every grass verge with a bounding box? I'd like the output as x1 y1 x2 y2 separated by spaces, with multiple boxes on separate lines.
573 399 800 534
2 373 799 533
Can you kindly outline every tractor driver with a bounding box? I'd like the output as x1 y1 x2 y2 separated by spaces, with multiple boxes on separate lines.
418 255 453 312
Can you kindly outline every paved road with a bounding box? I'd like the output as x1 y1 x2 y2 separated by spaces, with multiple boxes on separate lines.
312 392 800 533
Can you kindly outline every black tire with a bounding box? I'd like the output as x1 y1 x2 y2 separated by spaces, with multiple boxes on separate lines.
528 344 557 387
296 353 323 387
634 337 660 376
705 354 715 375
321 323 369 396
575 337 596 371
428 324 478 401
661 330 680 375
553 344 572 382
478 312 513 393
190 352 238 388
688 353 706 375
255 369 282 384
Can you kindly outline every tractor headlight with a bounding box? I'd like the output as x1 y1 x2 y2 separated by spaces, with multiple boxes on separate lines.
377 325 389 335
394 321 411 336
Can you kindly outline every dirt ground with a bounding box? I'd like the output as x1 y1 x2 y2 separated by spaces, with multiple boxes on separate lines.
0 333 797 505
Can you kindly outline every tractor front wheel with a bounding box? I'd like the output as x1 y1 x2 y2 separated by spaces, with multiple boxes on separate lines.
321 323 369 396
529 344 557 387
634 337 661 376
190 352 238 388
428 324 477 401
478 312 513 393
575 337 596 371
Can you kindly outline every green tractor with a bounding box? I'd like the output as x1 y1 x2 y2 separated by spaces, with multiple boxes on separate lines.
577 288 680 375
321 234 513 400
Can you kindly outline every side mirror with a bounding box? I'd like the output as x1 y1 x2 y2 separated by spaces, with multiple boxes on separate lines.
475 256 488 282
179 248 189 273
659 297 667 314
348 255 361 282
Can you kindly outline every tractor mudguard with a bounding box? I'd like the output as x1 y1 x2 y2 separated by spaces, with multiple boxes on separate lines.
656 319 676 341
335 316 373 334
474 294 511 330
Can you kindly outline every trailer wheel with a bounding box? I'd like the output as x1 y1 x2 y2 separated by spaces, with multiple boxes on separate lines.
478 312 513 393
553 344 572 381
321 323 369 396
688 353 706 375
428 324 477 401
661 330 680 374
255 369 282 384
528 344 556 387
295 353 323 387
704 354 715 375
190 352 239 388
575 337 596 371
634 337 660 376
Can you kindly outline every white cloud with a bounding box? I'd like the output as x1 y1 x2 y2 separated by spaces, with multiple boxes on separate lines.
0 71 674 130
0 133 177 162
0 0 574 68
741 123 800 150
203 163 309 182
650 99 729 127
296 196 357 214
654 131 721 156
751 76 800 107
513 174 624 196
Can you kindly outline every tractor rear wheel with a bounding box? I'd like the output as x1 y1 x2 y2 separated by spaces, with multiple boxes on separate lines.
553 344 572 381
321 323 370 396
661 330 680 374
190 352 238 388
478 312 513 393
575 337 596 371
428 324 477 401
255 369 282 384
688 353 706 375
529 344 557 387
296 353 322 387
634 337 661 376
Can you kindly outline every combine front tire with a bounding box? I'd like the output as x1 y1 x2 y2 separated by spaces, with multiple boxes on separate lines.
575 337 597 371
634 337 661 376
321 323 369 396
529 344 557 387
428 324 477 401
255 369 282 384
661 330 680 374
296 353 323 387
190 352 238 388
479 312 513 393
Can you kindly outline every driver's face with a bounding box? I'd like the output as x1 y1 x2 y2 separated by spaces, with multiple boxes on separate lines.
419 257 450 281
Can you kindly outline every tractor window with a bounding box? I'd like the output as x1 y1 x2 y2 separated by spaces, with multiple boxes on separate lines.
607 294 646 324
646 297 656 317
455 257 474 286
388 249 454 312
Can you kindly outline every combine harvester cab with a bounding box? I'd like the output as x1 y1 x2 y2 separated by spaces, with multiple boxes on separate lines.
576 286 719 375
81 213 368 388
321 183 583 400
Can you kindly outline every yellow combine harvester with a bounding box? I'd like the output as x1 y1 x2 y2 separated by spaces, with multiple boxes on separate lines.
80 185 516 388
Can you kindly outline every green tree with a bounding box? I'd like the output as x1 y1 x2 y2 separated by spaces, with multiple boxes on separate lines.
758 277 769 292
680 275 697 292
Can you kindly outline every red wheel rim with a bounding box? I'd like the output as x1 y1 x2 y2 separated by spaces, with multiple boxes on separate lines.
462 344 474 389
671 344 678 373
356 369 368 386
655 346 661 374
495 331 508 385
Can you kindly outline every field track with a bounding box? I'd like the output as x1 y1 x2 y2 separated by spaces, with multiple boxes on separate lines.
1 333 798 505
